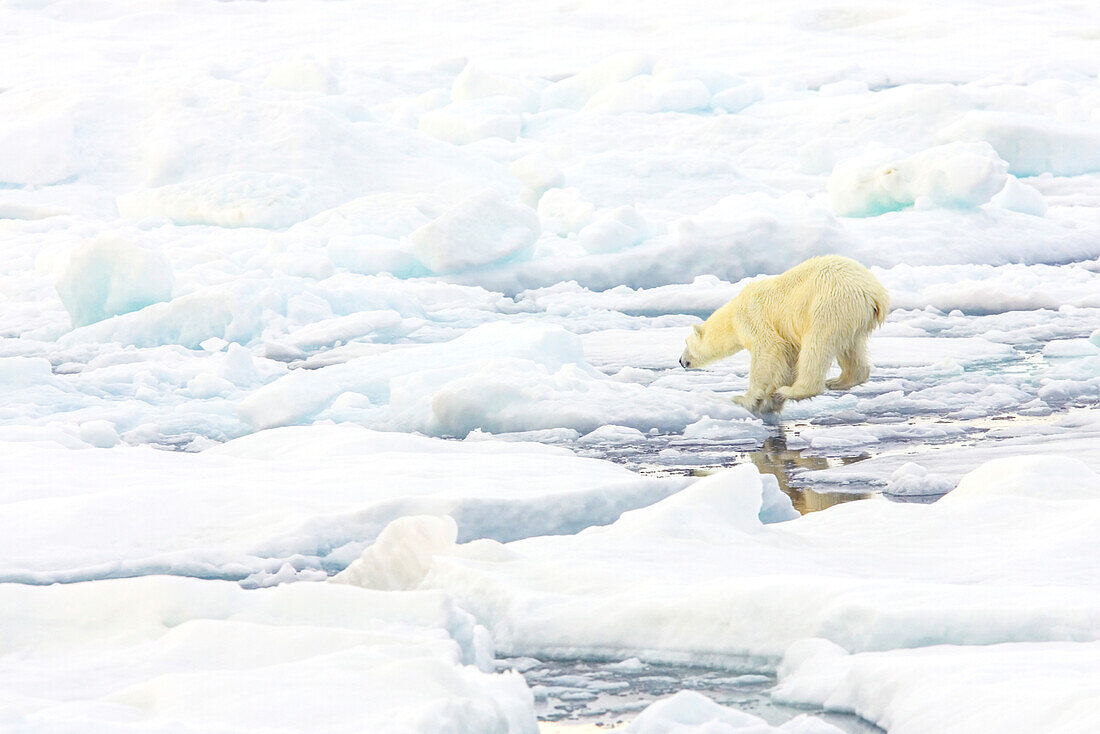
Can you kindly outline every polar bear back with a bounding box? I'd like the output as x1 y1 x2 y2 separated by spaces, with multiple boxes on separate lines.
736 255 888 346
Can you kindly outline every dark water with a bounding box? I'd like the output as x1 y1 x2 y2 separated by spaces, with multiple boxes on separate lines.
504 657 883 733
584 410 1078 516
621 421 880 514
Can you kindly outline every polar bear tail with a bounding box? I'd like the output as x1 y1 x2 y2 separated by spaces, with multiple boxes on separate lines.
871 288 890 327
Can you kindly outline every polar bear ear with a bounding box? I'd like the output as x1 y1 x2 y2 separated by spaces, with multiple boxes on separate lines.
693 323 704 336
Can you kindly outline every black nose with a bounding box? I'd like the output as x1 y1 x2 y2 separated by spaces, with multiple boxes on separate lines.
679 357 688 368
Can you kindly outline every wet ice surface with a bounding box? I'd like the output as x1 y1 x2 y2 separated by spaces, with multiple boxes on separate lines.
507 658 883 733
545 313 1100 512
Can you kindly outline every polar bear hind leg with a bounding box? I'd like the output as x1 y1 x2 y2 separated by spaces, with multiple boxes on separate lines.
775 333 836 402
827 332 871 390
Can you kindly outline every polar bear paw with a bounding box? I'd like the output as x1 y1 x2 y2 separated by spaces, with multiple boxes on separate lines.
732 393 759 412
734 392 786 414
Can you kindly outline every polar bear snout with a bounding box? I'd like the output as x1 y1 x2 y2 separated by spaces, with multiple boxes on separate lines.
679 348 694 369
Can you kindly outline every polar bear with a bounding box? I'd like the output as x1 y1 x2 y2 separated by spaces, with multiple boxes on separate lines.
679 255 889 413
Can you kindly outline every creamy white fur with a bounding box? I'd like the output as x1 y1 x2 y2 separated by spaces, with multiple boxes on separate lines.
680 255 889 412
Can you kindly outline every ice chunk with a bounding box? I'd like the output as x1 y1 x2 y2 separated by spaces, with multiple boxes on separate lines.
667 191 843 281
577 205 648 254
940 110 1100 176
55 236 174 328
291 192 439 240
613 465 767 537
409 189 539 273
885 462 955 497
240 561 328 588
577 425 648 445
990 175 1047 216
331 515 458 590
712 82 764 113
200 336 229 352
758 473 800 524
328 238 426 277
1042 339 1100 358
941 455 1100 503
262 56 338 94
59 287 256 349
828 142 1009 217
283 310 422 352
117 172 323 229
510 153 564 207
389 87 451 126
584 74 711 114
418 98 524 144
452 64 540 112
682 417 768 444
541 52 655 110
607 657 646 673
537 187 596 235
78 420 120 448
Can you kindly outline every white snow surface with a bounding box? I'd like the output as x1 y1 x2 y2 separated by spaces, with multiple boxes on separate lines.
626 691 843 734
0 576 536 734
0 424 685 585
775 639 1100 734
340 456 1100 734
4 1 1100 732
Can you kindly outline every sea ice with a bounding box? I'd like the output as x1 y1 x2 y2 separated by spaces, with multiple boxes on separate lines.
55 236 174 328
775 638 1100 734
0 576 537 734
0 424 684 584
419 98 525 144
583 74 712 115
827 142 1009 217
409 189 540 273
340 458 1100 666
991 175 1047 216
940 111 1100 177
117 172 323 229
4 2 1100 731
540 52 655 110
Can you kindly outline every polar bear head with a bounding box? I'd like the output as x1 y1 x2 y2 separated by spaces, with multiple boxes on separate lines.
680 321 741 369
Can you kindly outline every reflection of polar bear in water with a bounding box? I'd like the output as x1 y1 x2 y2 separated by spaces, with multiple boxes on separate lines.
679 255 889 413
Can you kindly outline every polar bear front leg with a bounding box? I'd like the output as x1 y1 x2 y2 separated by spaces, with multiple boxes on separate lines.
735 344 794 413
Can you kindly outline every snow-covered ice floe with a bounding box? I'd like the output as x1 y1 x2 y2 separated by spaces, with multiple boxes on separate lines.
0 576 537 734
774 638 1100 734
343 456 1100 660
0 424 686 586
341 455 1100 731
